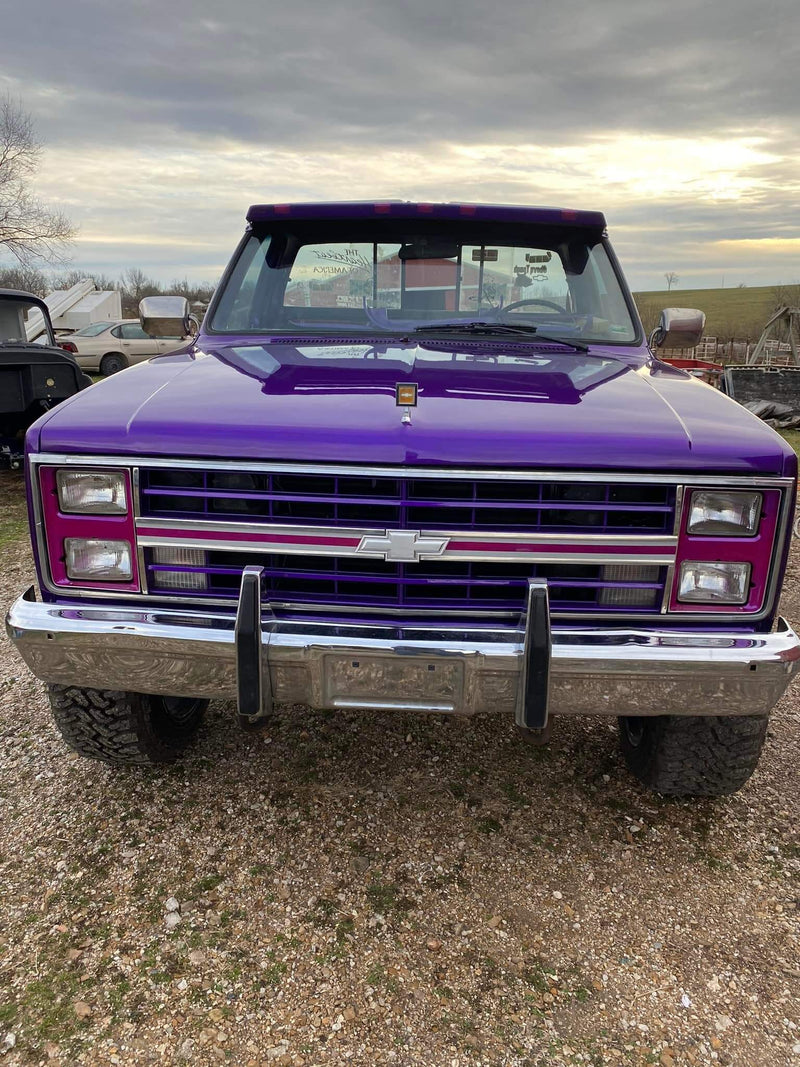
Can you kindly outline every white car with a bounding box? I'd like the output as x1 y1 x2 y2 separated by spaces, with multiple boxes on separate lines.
58 320 189 375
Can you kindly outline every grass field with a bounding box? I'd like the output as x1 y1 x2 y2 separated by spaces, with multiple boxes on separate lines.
778 429 800 455
632 284 788 340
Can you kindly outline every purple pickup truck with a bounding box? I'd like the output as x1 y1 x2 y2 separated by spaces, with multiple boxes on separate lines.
7 202 800 794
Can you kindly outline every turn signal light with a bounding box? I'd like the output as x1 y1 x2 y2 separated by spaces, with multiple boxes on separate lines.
151 547 208 591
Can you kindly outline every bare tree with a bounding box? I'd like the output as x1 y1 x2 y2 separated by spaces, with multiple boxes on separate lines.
88 272 120 293
120 268 161 314
0 263 49 295
50 268 119 293
121 268 159 299
0 95 75 265
772 282 800 309
51 268 94 290
168 276 217 304
168 276 193 299
664 271 679 292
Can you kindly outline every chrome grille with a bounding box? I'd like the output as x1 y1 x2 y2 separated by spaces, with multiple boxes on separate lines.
140 468 675 535
137 464 677 619
144 548 666 616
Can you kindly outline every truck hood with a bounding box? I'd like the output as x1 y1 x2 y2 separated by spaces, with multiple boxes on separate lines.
33 338 792 474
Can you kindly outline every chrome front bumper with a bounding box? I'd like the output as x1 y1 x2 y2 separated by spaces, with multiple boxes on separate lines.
7 587 800 720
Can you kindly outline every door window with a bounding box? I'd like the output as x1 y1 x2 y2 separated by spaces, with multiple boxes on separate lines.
118 323 150 340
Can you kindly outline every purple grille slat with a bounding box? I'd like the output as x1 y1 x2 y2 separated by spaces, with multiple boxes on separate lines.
142 486 670 515
143 582 659 614
145 549 666 617
147 561 662 591
140 468 675 535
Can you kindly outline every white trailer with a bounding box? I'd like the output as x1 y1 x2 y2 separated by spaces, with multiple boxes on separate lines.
25 283 122 341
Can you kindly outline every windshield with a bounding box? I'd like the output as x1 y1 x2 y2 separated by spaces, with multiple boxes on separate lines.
0 296 52 345
209 222 639 344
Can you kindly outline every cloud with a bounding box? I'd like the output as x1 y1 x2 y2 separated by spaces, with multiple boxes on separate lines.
29 131 798 288
4 0 799 148
1 0 798 288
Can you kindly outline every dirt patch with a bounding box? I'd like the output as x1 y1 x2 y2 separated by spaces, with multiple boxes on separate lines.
0 468 798 1067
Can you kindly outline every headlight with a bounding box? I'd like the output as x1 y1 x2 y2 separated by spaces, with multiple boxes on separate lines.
57 470 128 514
678 561 750 604
65 539 133 581
151 547 208 590
687 490 761 536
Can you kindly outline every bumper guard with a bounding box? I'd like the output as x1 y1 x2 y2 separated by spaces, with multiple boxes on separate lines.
7 585 800 722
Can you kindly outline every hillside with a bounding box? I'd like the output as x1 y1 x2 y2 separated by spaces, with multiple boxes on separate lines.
632 284 790 341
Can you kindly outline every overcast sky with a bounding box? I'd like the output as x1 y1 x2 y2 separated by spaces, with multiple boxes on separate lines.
2 0 798 291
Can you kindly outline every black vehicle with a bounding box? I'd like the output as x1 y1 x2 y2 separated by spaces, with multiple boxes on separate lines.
0 288 92 468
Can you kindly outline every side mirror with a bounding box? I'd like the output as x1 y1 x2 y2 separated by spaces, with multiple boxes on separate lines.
139 295 191 339
649 307 706 350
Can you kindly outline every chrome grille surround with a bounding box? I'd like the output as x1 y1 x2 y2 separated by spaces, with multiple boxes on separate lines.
28 454 794 626
135 462 679 619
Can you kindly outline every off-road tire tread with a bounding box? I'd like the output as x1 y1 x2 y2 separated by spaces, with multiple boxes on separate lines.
47 685 204 765
619 714 769 796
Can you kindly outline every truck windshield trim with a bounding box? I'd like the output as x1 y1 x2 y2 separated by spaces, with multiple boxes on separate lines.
206 221 640 347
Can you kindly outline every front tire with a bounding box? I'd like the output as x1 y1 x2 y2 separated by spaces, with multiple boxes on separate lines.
47 685 207 765
619 714 769 796
100 352 128 376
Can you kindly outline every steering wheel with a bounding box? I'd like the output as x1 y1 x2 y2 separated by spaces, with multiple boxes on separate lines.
502 298 565 313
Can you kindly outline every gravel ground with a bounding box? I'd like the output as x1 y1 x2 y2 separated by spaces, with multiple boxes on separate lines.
0 468 798 1067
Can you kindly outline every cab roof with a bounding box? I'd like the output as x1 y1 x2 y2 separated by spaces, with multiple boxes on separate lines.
0 287 52 317
246 201 607 228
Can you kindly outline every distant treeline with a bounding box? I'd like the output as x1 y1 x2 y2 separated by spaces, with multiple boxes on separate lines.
2 262 797 341
0 265 218 317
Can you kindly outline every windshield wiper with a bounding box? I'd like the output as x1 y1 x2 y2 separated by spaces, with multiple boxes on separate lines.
411 320 589 351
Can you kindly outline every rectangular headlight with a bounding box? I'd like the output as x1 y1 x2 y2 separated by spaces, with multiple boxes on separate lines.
151 547 208 590
57 470 128 514
687 490 761 536
65 538 133 581
678 561 750 604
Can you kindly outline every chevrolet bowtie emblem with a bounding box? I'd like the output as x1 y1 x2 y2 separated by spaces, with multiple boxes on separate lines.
357 530 450 563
